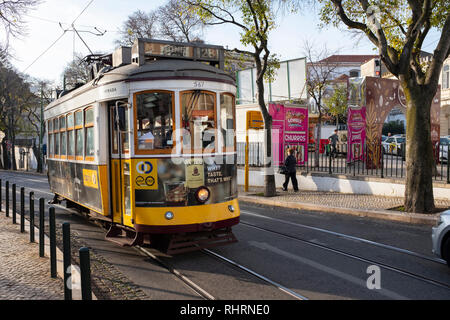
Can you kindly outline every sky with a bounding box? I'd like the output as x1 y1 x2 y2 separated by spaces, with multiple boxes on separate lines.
6 0 442 86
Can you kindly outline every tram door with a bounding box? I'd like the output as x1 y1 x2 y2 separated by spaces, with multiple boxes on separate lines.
108 102 132 227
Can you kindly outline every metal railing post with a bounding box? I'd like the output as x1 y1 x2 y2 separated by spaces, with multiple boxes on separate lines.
12 184 16 224
5 181 9 217
20 187 25 233
29 192 34 243
39 198 45 257
79 247 92 300
49 207 57 278
62 222 72 300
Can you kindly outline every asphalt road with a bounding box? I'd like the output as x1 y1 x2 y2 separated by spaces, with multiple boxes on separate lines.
1 170 449 300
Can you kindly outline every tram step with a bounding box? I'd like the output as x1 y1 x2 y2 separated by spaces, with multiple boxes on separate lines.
166 228 238 255
105 225 143 247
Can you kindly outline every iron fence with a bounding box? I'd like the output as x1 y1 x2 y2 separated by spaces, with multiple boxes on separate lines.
237 141 450 184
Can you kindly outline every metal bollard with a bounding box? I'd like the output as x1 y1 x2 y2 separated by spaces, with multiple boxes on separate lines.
62 223 72 300
79 247 92 300
5 181 9 217
49 207 57 278
39 198 45 257
20 187 25 233
29 192 34 243
12 184 16 224
0 179 2 212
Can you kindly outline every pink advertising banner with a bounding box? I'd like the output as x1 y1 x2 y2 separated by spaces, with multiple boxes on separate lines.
347 106 366 162
269 103 308 166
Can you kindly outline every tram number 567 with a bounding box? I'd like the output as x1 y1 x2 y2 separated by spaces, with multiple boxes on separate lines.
193 81 204 88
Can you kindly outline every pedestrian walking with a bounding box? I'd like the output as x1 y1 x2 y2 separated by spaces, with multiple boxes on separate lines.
282 148 298 192
328 129 339 158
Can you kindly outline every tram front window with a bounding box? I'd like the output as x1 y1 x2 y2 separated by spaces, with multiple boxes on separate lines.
136 91 174 151
181 91 216 151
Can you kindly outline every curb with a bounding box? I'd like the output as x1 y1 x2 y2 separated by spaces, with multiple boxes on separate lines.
238 195 439 226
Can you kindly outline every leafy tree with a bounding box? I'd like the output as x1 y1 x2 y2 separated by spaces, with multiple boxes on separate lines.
0 0 40 58
61 52 90 90
116 10 159 46
186 0 285 196
323 82 348 126
158 0 204 42
304 40 341 167
315 0 450 213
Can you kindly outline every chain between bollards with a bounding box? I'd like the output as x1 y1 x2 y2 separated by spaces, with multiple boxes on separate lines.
49 207 57 278
39 198 45 258
62 222 72 300
79 247 92 300
29 192 34 243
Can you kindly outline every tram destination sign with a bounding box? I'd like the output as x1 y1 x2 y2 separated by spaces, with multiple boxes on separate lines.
133 39 224 68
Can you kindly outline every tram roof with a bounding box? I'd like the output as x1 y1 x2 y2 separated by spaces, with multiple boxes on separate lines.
46 59 235 111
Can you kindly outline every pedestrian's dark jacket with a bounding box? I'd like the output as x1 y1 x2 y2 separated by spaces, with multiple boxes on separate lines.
284 154 297 173
329 133 339 146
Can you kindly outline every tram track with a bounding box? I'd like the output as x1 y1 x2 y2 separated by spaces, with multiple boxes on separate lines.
239 220 450 291
241 210 447 265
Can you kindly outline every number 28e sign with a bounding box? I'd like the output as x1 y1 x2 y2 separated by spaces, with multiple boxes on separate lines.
133 159 158 190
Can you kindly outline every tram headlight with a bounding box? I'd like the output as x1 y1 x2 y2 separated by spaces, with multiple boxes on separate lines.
228 205 235 213
165 211 174 220
195 187 210 203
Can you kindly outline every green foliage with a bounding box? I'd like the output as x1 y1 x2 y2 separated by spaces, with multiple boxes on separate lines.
323 83 348 121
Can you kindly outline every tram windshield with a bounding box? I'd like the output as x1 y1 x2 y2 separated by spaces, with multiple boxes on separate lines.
136 91 174 151
181 91 216 151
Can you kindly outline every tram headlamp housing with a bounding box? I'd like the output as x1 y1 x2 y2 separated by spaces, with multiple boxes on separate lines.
195 186 210 203
228 205 235 213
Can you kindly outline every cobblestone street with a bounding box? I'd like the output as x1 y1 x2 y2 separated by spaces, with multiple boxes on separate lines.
0 213 63 300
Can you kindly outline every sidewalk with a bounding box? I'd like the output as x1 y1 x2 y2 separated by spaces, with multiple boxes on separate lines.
0 213 63 300
238 186 450 225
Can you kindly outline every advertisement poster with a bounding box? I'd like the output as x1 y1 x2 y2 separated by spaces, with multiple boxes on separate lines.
269 103 308 166
347 106 366 162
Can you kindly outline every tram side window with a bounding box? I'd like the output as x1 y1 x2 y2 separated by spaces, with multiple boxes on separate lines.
60 116 66 157
53 118 59 157
220 94 235 150
48 120 53 158
67 113 74 158
75 111 83 159
85 108 95 159
181 91 216 150
136 92 174 151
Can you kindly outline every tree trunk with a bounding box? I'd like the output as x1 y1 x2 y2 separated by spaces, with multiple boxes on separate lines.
262 106 276 197
403 84 435 213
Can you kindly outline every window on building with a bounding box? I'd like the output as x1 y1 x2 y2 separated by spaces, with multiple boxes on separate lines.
84 107 95 160
135 91 174 152
443 65 449 89
220 93 235 151
181 91 216 151
349 70 359 77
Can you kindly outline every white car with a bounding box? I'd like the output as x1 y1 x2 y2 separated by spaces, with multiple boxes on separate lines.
439 137 449 163
382 135 405 155
432 210 450 267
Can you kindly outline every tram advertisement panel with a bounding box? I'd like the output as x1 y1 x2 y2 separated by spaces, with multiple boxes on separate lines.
134 155 237 208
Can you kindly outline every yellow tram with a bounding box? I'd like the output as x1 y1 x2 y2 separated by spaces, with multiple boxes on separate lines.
44 39 240 253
